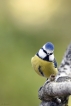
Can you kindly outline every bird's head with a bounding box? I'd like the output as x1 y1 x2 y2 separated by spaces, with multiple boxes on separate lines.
37 42 54 62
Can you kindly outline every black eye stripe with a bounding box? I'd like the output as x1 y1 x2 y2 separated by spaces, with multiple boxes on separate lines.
41 48 47 54
41 48 53 55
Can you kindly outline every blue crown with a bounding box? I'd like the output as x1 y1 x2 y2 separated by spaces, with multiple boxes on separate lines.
45 42 54 50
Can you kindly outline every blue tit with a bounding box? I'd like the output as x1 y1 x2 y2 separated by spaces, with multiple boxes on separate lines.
31 42 58 78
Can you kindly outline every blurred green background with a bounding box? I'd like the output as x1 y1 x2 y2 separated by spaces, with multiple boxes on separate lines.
0 0 71 106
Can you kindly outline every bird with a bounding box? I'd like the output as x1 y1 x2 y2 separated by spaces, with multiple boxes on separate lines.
31 42 58 78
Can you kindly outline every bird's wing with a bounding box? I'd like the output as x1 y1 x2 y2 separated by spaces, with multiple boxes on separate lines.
53 58 57 68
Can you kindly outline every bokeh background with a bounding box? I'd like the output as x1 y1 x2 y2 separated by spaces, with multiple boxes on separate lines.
0 0 71 106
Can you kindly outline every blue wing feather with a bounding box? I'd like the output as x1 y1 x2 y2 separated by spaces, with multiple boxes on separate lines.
53 58 57 68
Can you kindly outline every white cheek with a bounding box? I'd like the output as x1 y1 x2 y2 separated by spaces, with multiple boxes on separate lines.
38 49 46 58
49 54 54 61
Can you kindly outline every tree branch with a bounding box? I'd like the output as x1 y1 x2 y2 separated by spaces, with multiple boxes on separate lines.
38 76 71 106
38 79 71 100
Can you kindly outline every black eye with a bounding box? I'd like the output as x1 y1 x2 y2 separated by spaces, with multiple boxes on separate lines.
50 53 53 55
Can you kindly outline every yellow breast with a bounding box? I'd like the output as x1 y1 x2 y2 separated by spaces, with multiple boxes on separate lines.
31 55 58 78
